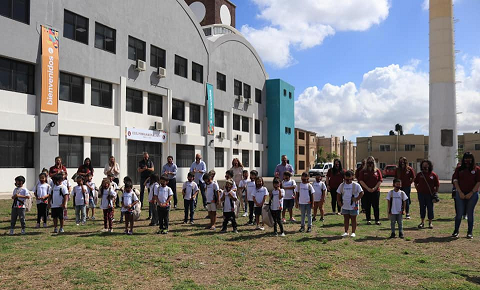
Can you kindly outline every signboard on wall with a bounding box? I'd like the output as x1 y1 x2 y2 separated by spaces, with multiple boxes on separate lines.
126 127 167 143
41 26 59 114
206 83 214 135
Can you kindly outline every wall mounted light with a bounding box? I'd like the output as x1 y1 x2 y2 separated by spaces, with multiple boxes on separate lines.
48 121 56 128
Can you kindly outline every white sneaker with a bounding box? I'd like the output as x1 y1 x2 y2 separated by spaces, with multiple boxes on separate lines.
242 212 248 217
280 232 286 237
76 223 80 226
108 229 113 233
9 229 14 235
350 233 356 238
342 232 349 237
91 216 96 220
21 229 25 235
101 228 108 232
59 228 64 233
259 227 265 231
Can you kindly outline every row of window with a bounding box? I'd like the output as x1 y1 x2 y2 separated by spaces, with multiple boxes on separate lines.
379 144 417 152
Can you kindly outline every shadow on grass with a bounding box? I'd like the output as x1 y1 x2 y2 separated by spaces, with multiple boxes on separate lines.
434 218 454 222
353 236 387 242
75 231 150 237
296 235 343 243
226 232 271 241
3 231 42 236
452 272 480 285
318 222 344 228
413 236 456 243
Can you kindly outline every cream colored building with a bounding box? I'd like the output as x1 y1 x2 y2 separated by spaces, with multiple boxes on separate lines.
294 128 317 174
317 135 356 170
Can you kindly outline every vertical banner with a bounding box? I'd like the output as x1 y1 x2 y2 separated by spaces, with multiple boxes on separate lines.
206 83 214 135
41 26 59 114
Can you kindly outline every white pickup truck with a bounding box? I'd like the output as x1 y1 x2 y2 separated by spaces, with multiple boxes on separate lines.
308 162 333 177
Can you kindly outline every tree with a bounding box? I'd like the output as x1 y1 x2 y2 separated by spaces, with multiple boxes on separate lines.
316 147 327 164
326 152 340 162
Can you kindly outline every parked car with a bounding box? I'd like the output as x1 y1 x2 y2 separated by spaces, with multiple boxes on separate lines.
383 165 397 177
309 162 333 177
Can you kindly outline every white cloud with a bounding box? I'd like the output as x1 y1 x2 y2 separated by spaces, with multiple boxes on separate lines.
294 58 480 140
241 0 390 68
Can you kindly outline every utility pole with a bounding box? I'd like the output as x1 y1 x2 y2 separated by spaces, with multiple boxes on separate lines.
342 136 345 168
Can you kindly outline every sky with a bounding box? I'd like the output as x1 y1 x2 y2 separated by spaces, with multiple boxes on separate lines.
234 0 480 142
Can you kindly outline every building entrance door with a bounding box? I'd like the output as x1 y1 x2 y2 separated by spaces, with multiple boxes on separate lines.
127 140 162 185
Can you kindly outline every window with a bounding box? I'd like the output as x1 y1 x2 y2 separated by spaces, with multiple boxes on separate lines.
91 79 112 108
459 144 464 150
424 145 428 152
234 79 242 96
475 144 480 151
150 45 166 68
0 0 29 24
255 151 260 167
255 119 260 135
233 114 240 131
283 89 287 96
95 22 115 53
148 93 162 117
64 10 88 44
217 72 226 91
172 99 185 121
299 161 305 170
215 148 224 167
126 88 142 113
215 110 224 128
59 135 83 168
0 130 33 168
91 138 111 167
299 132 305 140
242 150 249 167
299 146 305 155
174 55 188 78
176 144 194 167
379 162 386 170
285 127 291 134
379 144 391 152
289 92 292 99
128 36 146 61
0 56 34 94
405 144 415 151
192 62 203 83
243 83 251 99
242 116 249 133
255 88 262 104
233 149 239 155
60 72 84 103
190 104 201 124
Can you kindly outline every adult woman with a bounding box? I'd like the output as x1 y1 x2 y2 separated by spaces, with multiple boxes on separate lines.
395 157 416 219
414 159 439 229
358 156 383 225
77 158 94 178
326 159 345 215
452 152 480 238
104 156 120 185
230 158 244 187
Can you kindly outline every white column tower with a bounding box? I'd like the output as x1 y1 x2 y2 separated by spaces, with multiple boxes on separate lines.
429 0 457 179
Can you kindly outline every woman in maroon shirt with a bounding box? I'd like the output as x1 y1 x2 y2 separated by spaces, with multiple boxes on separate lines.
326 159 344 215
358 156 383 225
452 152 480 239
414 159 439 229
395 157 416 219
77 158 94 178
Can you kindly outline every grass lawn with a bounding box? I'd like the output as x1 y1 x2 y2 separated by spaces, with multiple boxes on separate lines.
1 191 480 289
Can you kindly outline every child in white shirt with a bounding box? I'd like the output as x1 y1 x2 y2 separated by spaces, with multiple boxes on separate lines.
337 171 364 238
220 180 238 233
49 174 70 234
122 181 139 235
99 178 117 232
312 173 327 222
238 170 249 217
246 170 258 225
85 173 97 220
253 177 268 230
295 172 315 233
155 175 173 234
282 171 297 223
387 179 408 239
61 171 71 220
204 173 220 230
147 174 159 226
34 172 51 228
270 178 285 236
72 175 88 225
183 172 199 224
9 176 30 235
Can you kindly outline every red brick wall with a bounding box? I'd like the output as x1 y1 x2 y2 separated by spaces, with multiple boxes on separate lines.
184 0 236 28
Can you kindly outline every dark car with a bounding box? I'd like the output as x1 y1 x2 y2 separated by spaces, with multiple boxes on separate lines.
383 165 397 177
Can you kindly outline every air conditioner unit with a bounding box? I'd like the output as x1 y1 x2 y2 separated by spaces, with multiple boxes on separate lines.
154 121 163 131
247 98 253 105
157 67 166 78
178 125 186 134
236 134 242 142
238 96 245 103
219 132 226 139
136 59 147 71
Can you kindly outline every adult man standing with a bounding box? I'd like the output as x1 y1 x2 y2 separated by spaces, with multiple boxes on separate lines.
138 152 154 209
190 154 207 209
162 156 178 209
49 156 67 177
274 155 294 178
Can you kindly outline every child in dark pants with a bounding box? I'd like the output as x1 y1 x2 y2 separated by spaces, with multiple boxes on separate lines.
9 176 30 235
387 179 408 239
122 181 139 235
220 180 238 233
182 172 199 224
155 175 173 234
270 178 285 236
34 173 51 228
245 170 258 225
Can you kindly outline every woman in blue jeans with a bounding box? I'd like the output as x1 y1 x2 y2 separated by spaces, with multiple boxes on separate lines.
414 160 439 229
452 152 480 239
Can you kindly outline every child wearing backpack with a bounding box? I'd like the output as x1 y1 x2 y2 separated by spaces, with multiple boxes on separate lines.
122 181 139 235
49 174 70 234
204 173 220 230
295 172 315 233
253 177 268 231
99 178 117 233
337 170 364 238
72 175 88 226
9 176 30 235
312 173 327 222
85 173 97 220
282 171 297 223
34 172 51 228
220 180 238 233
387 178 408 239
155 175 173 234
238 170 249 217
183 172 199 224
270 178 285 236
245 170 258 225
